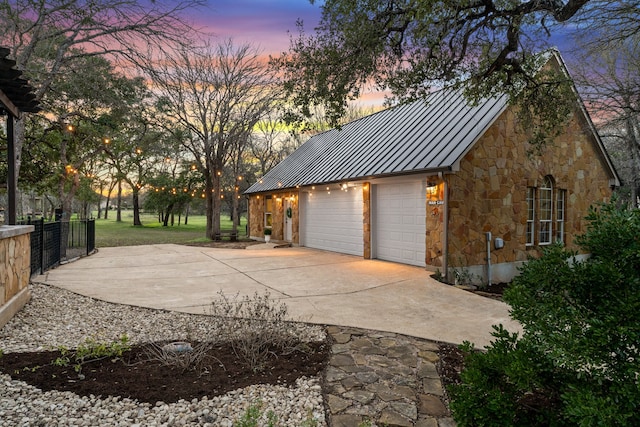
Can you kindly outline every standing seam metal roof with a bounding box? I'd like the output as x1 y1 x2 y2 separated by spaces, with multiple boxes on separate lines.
245 87 509 194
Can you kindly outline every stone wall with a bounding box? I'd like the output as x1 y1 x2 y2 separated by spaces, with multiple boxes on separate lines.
248 191 299 243
0 226 33 328
363 183 371 259
446 104 614 282
425 179 445 268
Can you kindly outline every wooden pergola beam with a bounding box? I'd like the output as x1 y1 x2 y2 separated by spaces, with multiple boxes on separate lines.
0 88 21 119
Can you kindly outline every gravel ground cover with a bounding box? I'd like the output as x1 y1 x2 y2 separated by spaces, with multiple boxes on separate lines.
0 283 328 427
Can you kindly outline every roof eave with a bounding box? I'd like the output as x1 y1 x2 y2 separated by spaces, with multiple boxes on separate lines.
244 167 455 195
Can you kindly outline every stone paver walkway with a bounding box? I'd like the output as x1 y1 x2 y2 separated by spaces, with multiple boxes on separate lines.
325 326 455 427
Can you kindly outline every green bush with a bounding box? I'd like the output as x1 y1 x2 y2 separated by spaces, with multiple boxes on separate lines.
449 201 640 426
53 334 131 374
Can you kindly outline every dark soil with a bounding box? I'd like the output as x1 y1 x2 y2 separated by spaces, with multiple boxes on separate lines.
0 341 330 404
437 343 466 390
471 282 510 300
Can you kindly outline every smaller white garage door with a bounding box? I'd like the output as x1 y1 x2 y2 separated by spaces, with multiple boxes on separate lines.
300 187 363 256
374 180 426 267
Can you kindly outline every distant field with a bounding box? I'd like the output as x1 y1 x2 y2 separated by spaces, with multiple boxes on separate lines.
95 211 247 247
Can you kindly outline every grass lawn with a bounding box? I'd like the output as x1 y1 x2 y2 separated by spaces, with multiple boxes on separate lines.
95 211 247 247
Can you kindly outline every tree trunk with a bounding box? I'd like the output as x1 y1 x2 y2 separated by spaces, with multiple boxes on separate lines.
626 117 640 208
104 179 117 220
116 180 122 222
14 118 25 180
97 182 104 219
132 189 142 226
231 185 240 241
212 168 222 240
185 203 189 225
104 196 110 219
205 169 223 240
163 203 174 226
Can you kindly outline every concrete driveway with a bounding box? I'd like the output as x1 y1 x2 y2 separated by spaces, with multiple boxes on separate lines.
35 244 520 347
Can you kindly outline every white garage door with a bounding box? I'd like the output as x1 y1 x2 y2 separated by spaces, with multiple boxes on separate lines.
374 181 426 267
300 187 363 256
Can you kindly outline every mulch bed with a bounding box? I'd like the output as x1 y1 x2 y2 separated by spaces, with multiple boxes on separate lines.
0 341 330 404
471 282 510 300
437 343 466 390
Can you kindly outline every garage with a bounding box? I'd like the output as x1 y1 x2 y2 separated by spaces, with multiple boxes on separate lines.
373 180 426 267
299 186 363 256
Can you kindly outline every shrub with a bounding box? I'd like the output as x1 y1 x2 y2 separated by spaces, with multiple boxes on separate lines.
208 291 301 372
142 341 220 373
449 201 640 426
54 334 131 374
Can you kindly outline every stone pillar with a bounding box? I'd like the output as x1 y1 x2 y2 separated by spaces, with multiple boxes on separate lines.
363 183 371 259
0 225 34 328
425 180 445 267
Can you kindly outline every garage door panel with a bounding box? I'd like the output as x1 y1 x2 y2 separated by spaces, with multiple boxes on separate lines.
374 181 426 267
300 189 363 256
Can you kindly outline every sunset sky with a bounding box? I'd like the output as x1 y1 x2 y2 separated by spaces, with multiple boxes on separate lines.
192 0 323 56
189 0 575 107
192 1 574 58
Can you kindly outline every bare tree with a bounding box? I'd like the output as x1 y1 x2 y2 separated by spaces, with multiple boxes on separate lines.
148 39 278 240
0 0 204 178
251 111 289 177
573 38 640 207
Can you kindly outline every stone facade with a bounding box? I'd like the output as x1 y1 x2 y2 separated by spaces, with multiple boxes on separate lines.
445 104 613 282
0 226 33 328
247 102 614 283
425 180 446 268
248 190 300 243
363 182 371 259
246 74 615 285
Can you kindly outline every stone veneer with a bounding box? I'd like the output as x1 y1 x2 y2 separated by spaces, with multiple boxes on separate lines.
0 225 33 328
444 103 613 283
248 191 299 243
247 82 615 285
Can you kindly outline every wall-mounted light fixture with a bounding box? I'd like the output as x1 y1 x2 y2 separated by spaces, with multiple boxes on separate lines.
426 181 438 196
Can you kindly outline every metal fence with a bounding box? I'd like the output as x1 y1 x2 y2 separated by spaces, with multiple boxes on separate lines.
20 218 96 275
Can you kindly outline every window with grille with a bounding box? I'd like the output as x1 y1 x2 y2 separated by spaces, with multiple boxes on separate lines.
526 187 536 246
265 196 273 228
556 189 566 243
538 176 553 245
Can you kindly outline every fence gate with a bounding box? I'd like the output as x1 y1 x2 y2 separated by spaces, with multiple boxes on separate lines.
21 218 95 275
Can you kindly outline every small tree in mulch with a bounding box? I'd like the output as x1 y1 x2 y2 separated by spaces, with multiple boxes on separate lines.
449 201 640 426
